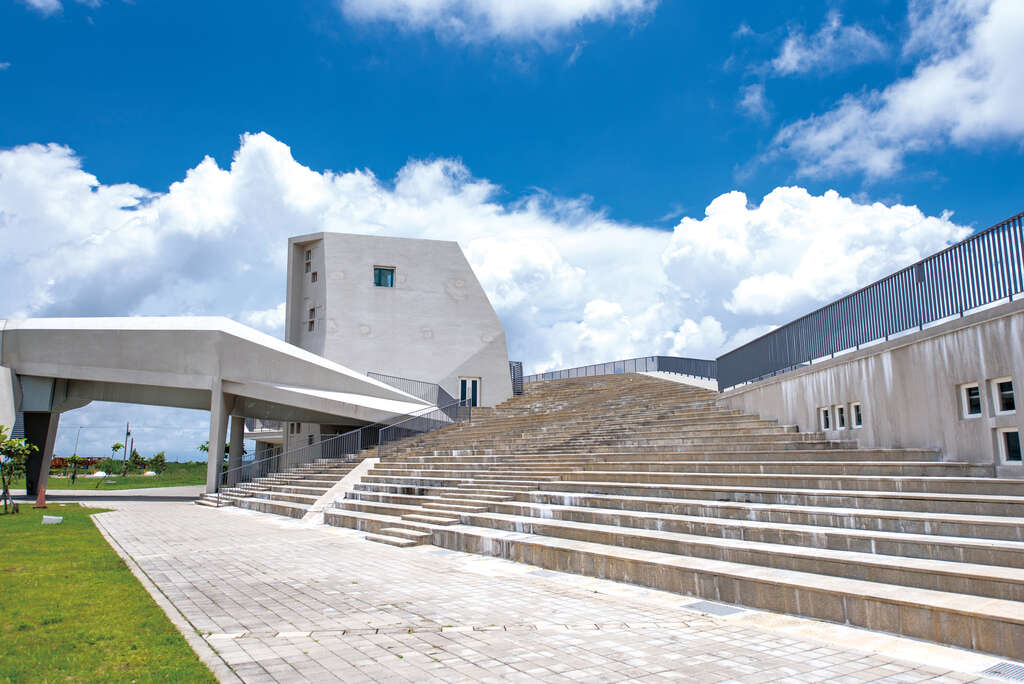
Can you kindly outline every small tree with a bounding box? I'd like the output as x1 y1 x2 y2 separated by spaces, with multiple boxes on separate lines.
149 451 166 475
67 453 82 485
129 448 146 472
1 425 38 514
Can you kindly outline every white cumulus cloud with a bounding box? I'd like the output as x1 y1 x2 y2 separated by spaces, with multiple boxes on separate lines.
663 186 969 317
337 0 658 42
770 0 1024 179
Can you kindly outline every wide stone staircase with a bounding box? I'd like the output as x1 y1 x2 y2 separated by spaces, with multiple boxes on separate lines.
325 373 1024 660
196 459 362 518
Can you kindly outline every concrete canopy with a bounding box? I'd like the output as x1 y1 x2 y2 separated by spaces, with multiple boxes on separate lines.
0 316 433 493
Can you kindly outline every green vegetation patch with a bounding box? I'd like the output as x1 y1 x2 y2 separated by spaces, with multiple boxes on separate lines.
0 504 215 683
12 461 207 491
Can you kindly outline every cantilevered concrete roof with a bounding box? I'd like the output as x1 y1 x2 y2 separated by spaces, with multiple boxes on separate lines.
0 316 432 426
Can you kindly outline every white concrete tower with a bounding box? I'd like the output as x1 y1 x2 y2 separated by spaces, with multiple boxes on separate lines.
285 233 513 408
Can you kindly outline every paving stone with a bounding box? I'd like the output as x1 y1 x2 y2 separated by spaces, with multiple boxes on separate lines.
87 497 1009 683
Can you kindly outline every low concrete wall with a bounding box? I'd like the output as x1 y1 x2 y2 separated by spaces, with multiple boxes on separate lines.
719 299 1024 477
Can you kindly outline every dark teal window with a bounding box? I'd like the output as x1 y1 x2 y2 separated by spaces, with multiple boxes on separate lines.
374 267 395 287
1005 431 1022 462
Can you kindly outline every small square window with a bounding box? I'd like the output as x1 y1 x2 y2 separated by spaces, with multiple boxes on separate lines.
305 249 311 261
374 267 395 287
307 320 314 332
961 383 982 418
992 378 1015 414
304 261 311 274
1000 429 1021 462
835 406 846 429
819 407 831 431
851 402 863 428
311 271 318 283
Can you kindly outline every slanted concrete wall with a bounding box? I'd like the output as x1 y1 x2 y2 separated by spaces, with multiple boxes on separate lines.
0 366 15 433
286 233 513 407
719 299 1024 478
0 321 14 433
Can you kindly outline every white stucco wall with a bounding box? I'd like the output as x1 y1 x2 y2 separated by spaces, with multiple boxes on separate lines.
719 299 1024 477
286 233 513 407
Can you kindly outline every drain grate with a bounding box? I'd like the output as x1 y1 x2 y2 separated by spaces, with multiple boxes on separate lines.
983 662 1024 681
682 600 745 616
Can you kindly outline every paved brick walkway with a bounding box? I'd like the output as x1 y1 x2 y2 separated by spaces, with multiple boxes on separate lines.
82 497 1004 683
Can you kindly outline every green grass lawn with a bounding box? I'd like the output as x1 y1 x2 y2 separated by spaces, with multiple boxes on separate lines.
11 461 207 491
0 504 216 683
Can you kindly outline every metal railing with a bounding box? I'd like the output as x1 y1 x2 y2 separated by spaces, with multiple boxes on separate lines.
523 355 717 383
377 398 471 460
215 401 460 505
243 418 282 432
509 361 524 395
367 371 457 407
716 210 1024 390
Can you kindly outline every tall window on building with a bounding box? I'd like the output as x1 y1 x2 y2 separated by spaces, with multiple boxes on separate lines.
835 406 846 429
374 267 395 287
961 383 982 418
307 307 316 332
460 377 480 407
1000 429 1022 462
819 407 830 431
992 378 1015 414
850 402 863 428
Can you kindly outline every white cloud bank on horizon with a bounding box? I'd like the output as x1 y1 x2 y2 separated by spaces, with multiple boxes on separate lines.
0 133 968 457
0 132 970 368
770 0 1024 179
337 0 658 42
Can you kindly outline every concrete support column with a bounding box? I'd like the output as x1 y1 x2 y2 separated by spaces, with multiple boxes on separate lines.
228 415 244 486
23 411 60 497
206 380 230 495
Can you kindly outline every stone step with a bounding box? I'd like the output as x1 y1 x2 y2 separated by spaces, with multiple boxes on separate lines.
481 499 1024 566
422 502 489 513
385 449 941 462
522 491 1024 540
194 495 230 508
379 527 432 544
344 489 1024 559
401 512 460 525
232 496 310 519
457 511 1024 600
326 508 1024 660
370 462 992 479
365 532 419 548
537 481 1024 517
574 461 987 476
556 472 1024 496
221 488 319 505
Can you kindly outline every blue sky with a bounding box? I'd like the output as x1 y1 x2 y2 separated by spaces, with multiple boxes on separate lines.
3 0 1020 227
2 0 1022 460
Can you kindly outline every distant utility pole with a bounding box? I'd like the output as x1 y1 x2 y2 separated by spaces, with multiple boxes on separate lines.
120 422 131 476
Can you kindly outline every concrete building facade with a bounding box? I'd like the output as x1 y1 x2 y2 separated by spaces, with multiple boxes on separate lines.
719 298 1024 478
285 233 512 408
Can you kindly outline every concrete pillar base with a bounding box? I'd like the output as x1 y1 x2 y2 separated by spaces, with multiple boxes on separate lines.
23 411 59 498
